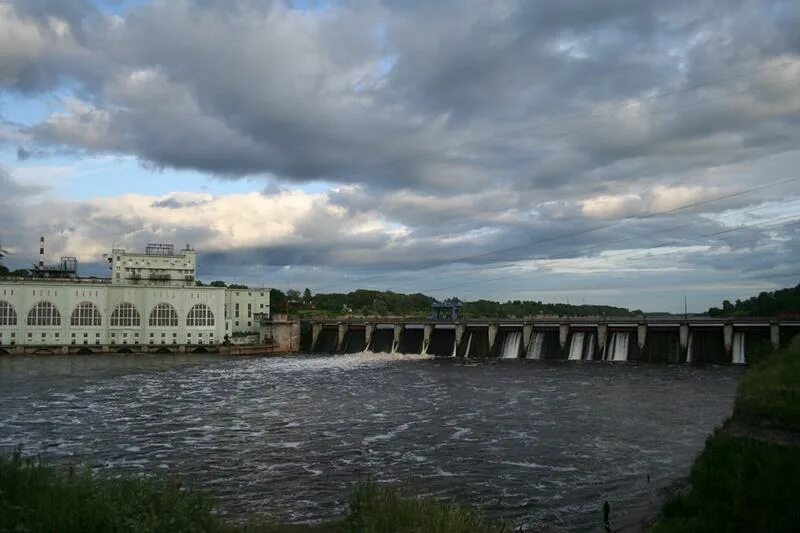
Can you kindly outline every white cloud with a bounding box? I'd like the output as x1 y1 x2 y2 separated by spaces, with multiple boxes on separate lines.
580 185 725 219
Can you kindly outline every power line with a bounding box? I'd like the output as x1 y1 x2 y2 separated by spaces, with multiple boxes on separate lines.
448 233 796 295
311 175 800 292
415 213 800 293
399 197 800 287
306 70 800 292
310 73 800 291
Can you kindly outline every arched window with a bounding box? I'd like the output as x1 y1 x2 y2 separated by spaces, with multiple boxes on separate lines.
149 303 178 327
71 302 102 326
186 304 215 327
110 303 141 327
0 301 17 326
27 301 61 326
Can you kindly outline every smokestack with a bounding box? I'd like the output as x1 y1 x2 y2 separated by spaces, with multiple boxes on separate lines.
38 236 44 270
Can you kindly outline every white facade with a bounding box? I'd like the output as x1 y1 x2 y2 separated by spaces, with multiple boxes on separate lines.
0 280 226 348
111 244 197 287
225 288 270 337
0 244 271 350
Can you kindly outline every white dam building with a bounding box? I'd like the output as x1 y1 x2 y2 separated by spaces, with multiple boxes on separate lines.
0 244 271 353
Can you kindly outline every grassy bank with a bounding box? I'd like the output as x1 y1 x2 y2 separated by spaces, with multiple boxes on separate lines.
654 432 800 532
0 453 506 532
654 340 800 532
735 342 800 431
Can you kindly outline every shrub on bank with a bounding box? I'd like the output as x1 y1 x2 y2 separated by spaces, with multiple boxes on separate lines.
656 340 800 531
343 482 508 533
735 340 800 430
654 432 800 532
0 453 506 532
0 452 219 532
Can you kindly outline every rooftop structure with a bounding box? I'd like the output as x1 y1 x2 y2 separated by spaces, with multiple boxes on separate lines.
110 244 196 287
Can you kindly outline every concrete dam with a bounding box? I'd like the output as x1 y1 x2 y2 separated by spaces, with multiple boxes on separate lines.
307 317 800 364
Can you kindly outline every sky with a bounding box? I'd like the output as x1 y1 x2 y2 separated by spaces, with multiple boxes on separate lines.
1 0 799 312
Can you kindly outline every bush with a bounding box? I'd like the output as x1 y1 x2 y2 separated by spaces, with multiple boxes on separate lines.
0 451 219 532
0 454 505 532
735 340 800 430
342 482 508 533
655 432 800 532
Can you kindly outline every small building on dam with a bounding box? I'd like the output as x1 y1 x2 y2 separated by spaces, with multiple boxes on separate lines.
0 241 299 355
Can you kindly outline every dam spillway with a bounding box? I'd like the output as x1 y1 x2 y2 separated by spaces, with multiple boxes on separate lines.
308 317 800 364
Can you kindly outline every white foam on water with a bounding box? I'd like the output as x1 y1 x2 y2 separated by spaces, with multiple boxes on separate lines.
500 461 578 472
450 427 472 440
248 352 433 375
362 422 412 445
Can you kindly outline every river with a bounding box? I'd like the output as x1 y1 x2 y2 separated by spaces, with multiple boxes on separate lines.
0 353 743 531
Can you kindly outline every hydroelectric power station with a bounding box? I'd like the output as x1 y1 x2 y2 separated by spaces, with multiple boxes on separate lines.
308 316 800 364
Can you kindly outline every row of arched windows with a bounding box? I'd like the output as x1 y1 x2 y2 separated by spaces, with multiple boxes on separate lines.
0 301 215 327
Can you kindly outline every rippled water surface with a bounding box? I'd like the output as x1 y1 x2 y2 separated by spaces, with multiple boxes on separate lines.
0 354 743 530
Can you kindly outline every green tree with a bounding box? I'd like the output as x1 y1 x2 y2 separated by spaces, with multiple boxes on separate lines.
707 284 800 317
270 289 286 310
303 288 312 302
286 289 301 301
209 280 227 287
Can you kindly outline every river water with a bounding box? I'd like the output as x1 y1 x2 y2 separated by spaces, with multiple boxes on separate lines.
0 353 743 531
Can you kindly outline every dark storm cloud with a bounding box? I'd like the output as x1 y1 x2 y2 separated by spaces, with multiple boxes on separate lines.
0 0 795 201
2 0 800 309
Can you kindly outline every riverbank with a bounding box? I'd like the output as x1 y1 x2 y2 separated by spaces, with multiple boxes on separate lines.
652 339 800 531
0 453 508 532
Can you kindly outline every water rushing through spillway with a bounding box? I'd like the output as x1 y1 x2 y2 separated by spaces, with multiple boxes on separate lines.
528 331 545 360
499 331 522 359
0 354 743 531
606 332 630 361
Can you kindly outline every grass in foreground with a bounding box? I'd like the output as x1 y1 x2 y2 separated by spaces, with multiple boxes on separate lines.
735 340 800 430
0 452 220 532
654 432 800 532
342 482 508 533
0 452 506 532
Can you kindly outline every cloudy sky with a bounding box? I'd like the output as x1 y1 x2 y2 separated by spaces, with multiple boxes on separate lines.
1 0 799 311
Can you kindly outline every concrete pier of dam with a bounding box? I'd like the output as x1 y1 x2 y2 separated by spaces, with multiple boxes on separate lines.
306 317 800 364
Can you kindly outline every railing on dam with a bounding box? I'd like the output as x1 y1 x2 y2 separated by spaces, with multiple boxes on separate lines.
304 316 800 364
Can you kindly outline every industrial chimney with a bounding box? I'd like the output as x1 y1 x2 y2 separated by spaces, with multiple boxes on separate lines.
38 236 44 270
39 236 44 270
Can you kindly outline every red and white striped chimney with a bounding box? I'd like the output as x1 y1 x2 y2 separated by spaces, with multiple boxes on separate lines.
38 236 44 270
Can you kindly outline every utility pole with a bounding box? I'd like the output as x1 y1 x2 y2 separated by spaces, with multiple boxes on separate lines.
684 295 688 319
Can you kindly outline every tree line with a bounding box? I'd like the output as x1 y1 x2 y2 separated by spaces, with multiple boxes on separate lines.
264 288 637 318
707 283 800 317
